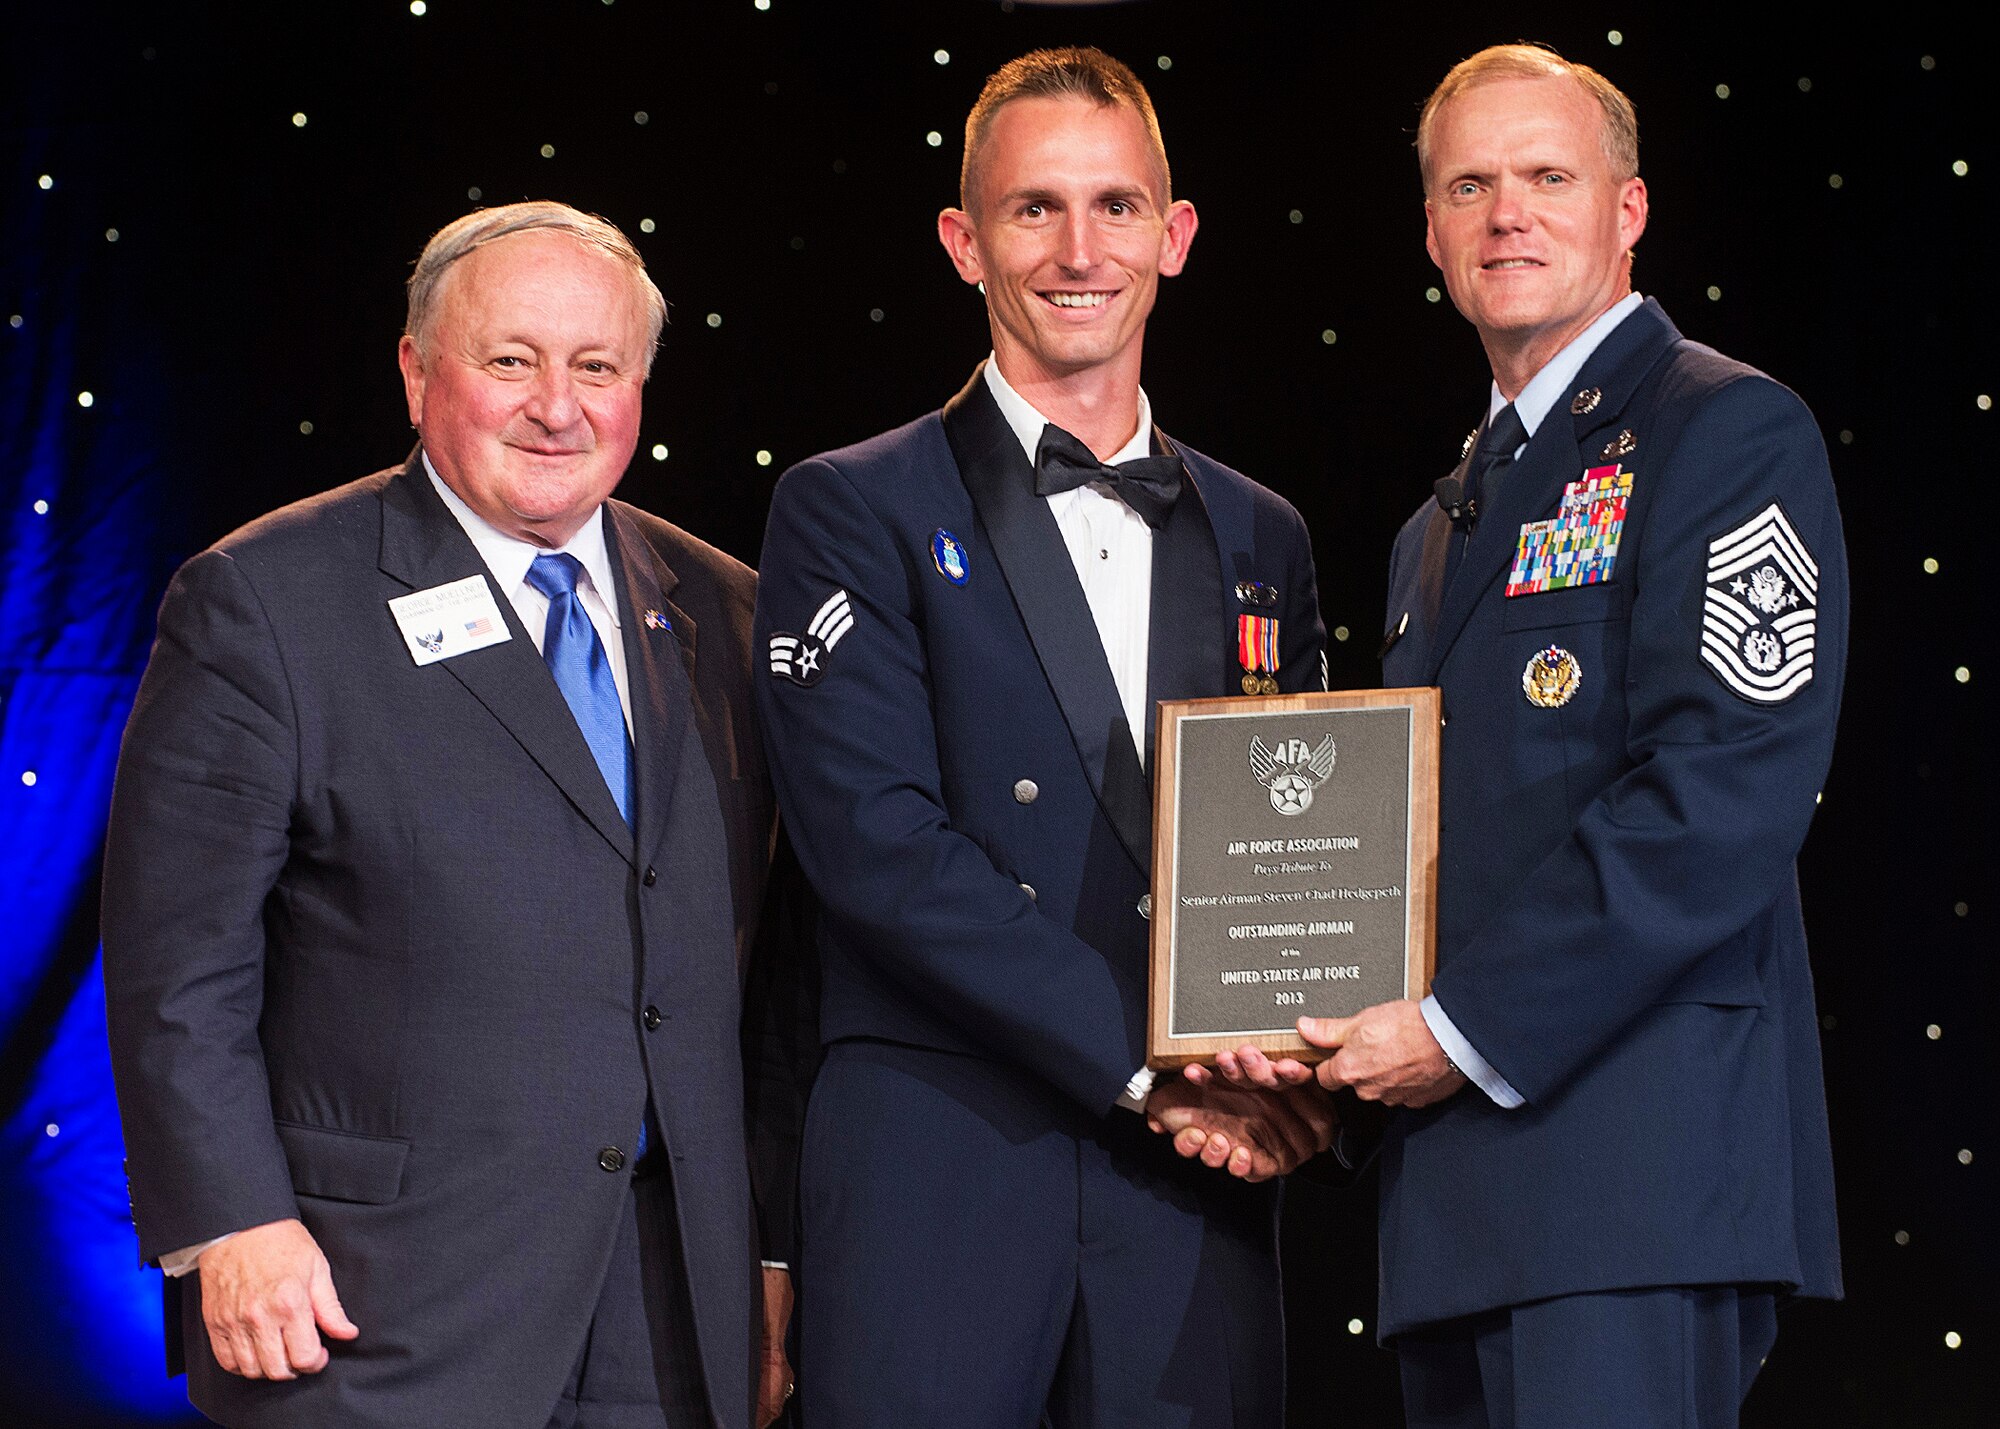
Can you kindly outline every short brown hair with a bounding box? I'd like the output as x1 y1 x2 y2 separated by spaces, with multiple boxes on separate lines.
959 47 1169 212
1416 44 1639 192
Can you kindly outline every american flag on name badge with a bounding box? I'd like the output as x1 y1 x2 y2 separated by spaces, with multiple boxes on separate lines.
464 616 494 638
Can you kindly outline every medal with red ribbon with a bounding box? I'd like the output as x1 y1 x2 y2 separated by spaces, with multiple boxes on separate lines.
1237 614 1281 695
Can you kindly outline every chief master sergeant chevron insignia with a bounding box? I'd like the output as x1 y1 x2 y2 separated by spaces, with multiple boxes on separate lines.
768 588 855 687
1700 501 1819 704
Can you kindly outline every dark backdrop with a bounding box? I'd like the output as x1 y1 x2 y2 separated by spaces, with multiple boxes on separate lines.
3 2 1990 1423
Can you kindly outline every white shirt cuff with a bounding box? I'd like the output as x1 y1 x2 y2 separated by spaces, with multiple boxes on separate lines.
1115 1065 1157 1112
160 1232 237 1277
1421 995 1524 1109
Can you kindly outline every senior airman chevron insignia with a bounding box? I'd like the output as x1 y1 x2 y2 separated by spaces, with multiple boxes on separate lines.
769 588 854 687
1700 501 1818 704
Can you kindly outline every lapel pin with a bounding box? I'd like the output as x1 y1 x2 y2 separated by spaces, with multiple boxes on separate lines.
1459 427 1480 460
1234 580 1279 608
931 528 970 586
1600 429 1637 459
644 609 672 632
1570 387 1602 415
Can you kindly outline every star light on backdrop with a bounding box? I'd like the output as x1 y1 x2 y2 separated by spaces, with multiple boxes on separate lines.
3 3 1990 1423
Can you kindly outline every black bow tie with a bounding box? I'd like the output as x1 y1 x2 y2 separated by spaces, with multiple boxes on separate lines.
1033 423 1184 528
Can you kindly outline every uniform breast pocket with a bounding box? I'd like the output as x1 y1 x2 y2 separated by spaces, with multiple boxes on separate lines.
1500 581 1631 633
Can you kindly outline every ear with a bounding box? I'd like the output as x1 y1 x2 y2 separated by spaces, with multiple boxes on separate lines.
937 208 985 287
1424 200 1442 271
397 335 427 427
1155 199 1200 277
1616 176 1649 252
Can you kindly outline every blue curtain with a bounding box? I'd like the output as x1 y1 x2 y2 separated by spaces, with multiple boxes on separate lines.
0 102 201 1422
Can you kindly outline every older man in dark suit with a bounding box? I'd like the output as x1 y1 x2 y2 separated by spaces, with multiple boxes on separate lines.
102 202 800 1429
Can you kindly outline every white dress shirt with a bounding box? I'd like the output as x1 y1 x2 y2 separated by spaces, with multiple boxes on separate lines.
1420 291 1646 1111
980 359 1162 1111
425 455 633 731
982 360 1156 763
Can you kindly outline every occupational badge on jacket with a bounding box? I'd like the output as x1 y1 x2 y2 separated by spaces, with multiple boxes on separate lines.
1248 734 1335 815
931 529 970 586
1522 646 1582 708
1508 464 1633 596
768 588 854 687
1700 501 1818 704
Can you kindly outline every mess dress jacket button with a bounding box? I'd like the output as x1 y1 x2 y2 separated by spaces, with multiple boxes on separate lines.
1013 779 1039 804
1137 893 1152 919
642 1005 663 1031
642 866 658 887
1019 882 1037 901
598 1146 627 1173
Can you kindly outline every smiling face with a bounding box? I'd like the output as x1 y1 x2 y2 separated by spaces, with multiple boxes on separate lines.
938 95 1197 393
1424 75 1648 395
398 229 650 548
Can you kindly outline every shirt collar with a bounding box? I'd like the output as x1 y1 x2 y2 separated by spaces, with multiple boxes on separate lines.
422 452 620 627
1491 291 1646 438
982 356 1154 468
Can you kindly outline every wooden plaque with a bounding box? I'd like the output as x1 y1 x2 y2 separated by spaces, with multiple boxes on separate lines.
1146 686 1440 1069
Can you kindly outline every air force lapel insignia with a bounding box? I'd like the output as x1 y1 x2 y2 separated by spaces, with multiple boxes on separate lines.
1701 501 1819 704
931 529 970 586
768 588 855 687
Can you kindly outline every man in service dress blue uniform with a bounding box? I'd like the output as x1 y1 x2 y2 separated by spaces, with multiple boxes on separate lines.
102 203 800 1429
752 48 1335 1429
1194 43 1847 1427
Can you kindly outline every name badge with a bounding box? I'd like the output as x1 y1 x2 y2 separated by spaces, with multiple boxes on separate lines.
388 575 512 667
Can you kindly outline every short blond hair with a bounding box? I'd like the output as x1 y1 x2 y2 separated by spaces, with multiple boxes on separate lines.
1416 44 1639 191
405 201 667 376
960 47 1170 213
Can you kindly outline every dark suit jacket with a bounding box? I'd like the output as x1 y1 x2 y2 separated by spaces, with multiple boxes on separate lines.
750 367 1326 1414
1376 299 1846 1338
754 366 1327 1111
101 455 794 1428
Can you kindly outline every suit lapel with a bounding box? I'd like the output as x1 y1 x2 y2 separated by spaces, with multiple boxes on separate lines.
942 366 1153 876
1145 439 1223 768
377 456 634 863
604 505 696 875
1423 300 1682 681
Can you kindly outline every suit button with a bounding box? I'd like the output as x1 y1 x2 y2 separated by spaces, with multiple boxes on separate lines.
598 1146 627 1173
642 866 658 887
1019 882 1037 901
643 1005 663 1031
1013 779 1039 804
1137 893 1152 919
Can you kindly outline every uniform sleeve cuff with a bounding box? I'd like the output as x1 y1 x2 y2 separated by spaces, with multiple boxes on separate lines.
1421 995 1525 1109
1114 1064 1157 1113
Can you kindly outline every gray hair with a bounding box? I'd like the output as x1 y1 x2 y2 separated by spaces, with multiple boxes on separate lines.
404 201 667 376
1417 44 1640 193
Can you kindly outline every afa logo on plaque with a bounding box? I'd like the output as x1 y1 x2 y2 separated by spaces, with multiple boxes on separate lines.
1247 734 1336 815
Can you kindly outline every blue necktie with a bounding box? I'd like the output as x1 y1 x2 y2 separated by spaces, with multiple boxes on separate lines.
525 554 632 826
525 553 653 1161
